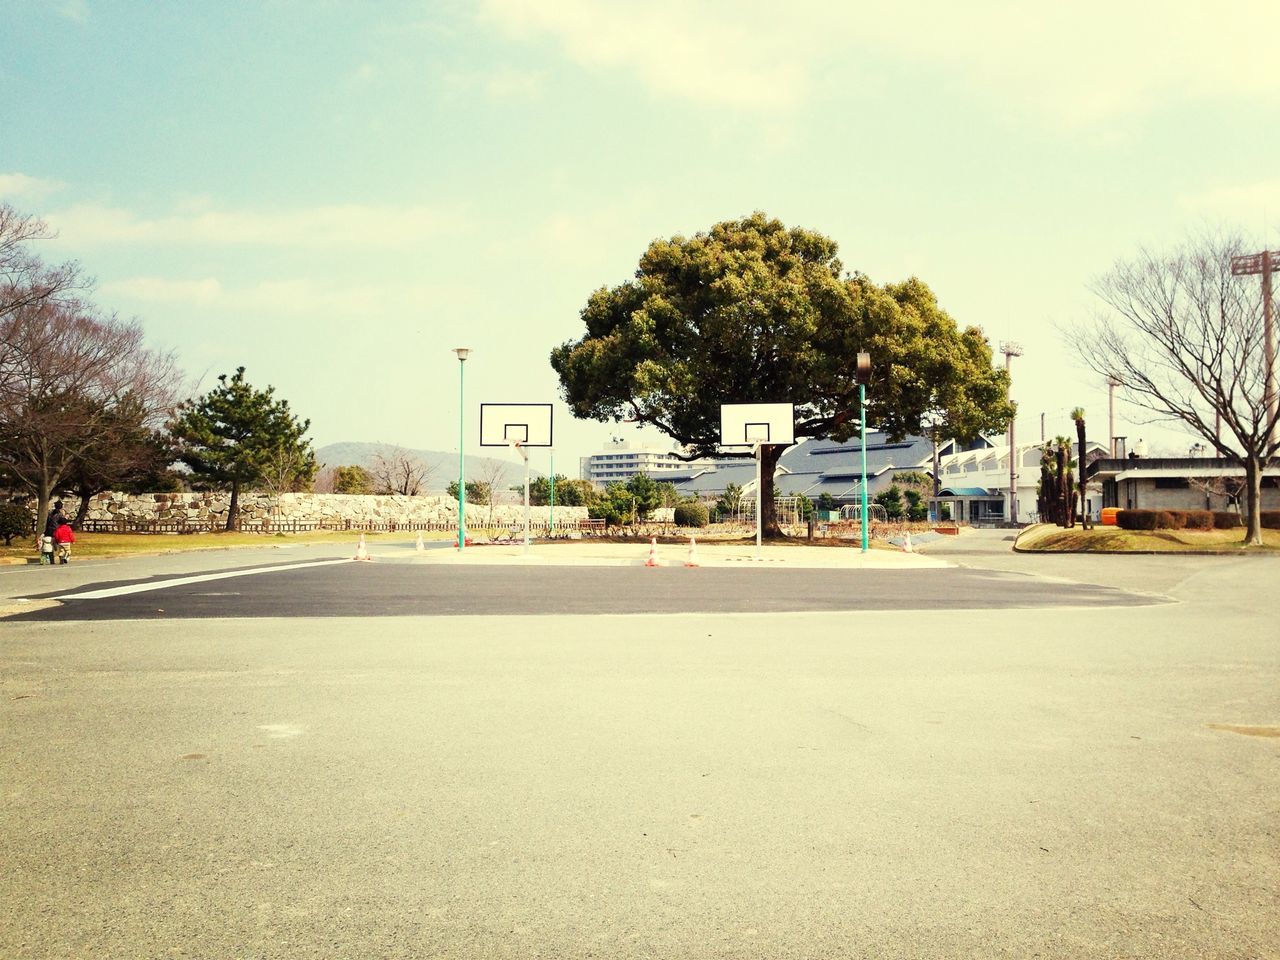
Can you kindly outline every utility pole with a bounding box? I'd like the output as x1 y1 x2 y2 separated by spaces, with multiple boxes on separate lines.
1231 249 1276 442
1000 341 1023 525
1107 377 1120 458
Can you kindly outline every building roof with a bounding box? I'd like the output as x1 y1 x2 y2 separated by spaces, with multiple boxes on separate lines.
937 486 996 497
1088 456 1280 481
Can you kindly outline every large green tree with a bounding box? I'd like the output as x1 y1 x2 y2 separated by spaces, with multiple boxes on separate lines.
168 368 314 530
551 213 1014 535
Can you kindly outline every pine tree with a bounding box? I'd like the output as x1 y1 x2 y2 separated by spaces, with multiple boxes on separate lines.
168 368 315 530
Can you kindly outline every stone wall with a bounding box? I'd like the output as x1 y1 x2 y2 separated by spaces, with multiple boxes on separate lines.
81 492 589 530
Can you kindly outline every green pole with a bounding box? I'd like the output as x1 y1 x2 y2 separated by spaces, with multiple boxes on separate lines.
456 350 467 550
860 382 869 553
549 452 555 537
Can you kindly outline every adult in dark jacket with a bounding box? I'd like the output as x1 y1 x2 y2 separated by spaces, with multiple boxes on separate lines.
44 500 67 538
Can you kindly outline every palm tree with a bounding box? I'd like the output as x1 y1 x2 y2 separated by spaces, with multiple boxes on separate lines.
1071 408 1090 529
1054 436 1076 528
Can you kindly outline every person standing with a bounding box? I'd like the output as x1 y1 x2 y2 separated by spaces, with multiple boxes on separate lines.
41 500 67 565
53 520 75 564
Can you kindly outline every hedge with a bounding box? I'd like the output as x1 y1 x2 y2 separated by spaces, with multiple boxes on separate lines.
1115 509 1176 530
1263 511 1280 530
1212 511 1242 530
1181 510 1214 530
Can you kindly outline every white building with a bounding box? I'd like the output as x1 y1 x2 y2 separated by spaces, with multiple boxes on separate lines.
932 440 1109 524
580 437 695 486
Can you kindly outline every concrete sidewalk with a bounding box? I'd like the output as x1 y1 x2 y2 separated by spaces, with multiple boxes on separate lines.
394 540 950 569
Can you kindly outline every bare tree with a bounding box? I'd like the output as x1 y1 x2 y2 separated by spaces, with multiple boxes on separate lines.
368 445 434 496
0 203 86 322
1074 233 1279 545
476 457 512 527
0 299 181 533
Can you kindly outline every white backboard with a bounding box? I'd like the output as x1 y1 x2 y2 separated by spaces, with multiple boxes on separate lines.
719 402 795 448
480 403 553 447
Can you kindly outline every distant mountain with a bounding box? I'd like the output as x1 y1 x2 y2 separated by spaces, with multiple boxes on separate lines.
315 442 536 492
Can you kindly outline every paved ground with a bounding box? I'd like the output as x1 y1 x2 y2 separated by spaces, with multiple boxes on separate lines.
2 533 1277 959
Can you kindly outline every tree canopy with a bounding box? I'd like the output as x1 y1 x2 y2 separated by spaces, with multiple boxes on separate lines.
168 367 314 530
551 212 1013 534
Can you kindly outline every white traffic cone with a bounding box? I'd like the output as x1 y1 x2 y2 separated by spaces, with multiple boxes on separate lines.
902 531 913 553
684 535 700 568
353 533 371 561
645 536 660 568
415 531 425 553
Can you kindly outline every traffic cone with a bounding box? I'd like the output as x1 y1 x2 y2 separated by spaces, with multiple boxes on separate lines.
902 531 913 553
684 535 700 568
645 536 660 567
415 531 425 553
353 534 371 561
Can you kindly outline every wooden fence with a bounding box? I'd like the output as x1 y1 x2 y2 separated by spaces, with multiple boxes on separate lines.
80 516 607 535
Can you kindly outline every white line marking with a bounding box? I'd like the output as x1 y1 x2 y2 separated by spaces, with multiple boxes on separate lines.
51 558 354 601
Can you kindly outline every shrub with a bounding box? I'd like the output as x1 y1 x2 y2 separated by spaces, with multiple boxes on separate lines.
0 501 34 546
673 501 708 528
1182 510 1214 530
1262 511 1280 530
1116 509 1183 531
1116 509 1160 530
1212 511 1242 529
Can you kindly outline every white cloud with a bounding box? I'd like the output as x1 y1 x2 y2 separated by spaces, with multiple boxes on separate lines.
478 0 806 110
99 275 473 318
58 0 89 24
478 0 1280 124
102 277 224 305
47 201 452 248
0 172 66 203
1181 178 1280 223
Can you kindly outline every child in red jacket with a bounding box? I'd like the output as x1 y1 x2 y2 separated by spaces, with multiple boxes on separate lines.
53 522 75 564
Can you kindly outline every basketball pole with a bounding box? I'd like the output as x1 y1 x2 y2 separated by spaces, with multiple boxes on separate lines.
522 443 530 555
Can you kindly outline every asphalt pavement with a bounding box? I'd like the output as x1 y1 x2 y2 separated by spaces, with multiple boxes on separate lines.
2 532 1277 959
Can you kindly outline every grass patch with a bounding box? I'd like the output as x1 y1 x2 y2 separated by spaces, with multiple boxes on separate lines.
0 528 443 562
1019 524 1280 553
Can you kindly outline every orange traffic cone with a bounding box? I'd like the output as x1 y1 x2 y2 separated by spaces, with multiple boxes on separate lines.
415 531 425 553
684 535 700 568
354 533 371 561
645 536 660 568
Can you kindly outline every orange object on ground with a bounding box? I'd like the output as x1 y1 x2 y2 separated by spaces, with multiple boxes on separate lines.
1100 507 1120 526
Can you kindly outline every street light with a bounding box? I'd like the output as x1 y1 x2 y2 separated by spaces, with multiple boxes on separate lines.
856 351 872 553
453 347 470 550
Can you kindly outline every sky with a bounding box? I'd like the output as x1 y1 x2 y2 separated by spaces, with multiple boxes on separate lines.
3 0 1279 474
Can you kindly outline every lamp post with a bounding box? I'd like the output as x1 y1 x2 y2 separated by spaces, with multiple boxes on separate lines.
453 347 470 550
1000 341 1023 525
856 352 871 553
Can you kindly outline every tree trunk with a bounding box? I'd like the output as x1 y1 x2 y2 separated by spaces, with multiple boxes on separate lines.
1076 421 1090 529
226 481 240 532
1244 455 1263 546
73 490 94 530
1054 448 1067 527
759 443 787 538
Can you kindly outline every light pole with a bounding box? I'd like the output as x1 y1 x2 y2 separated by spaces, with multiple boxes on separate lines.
453 347 470 550
1107 377 1120 457
1000 341 1023 525
1230 249 1276 440
856 352 871 553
